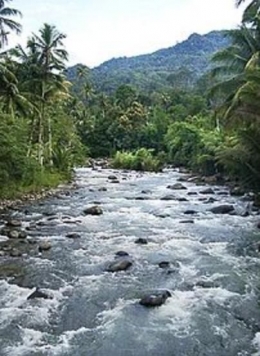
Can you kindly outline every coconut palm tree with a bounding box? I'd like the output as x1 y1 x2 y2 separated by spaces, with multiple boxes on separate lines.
0 0 22 49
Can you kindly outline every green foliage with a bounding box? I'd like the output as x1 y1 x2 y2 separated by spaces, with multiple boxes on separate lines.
165 117 223 175
112 148 164 172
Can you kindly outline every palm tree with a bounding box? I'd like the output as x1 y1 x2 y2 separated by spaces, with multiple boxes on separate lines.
236 0 260 23
29 24 69 166
0 0 22 49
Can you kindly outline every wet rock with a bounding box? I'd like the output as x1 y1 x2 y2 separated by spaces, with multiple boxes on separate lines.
135 238 148 245
10 249 22 257
204 197 218 204
6 219 22 228
83 206 103 215
159 261 170 268
179 220 194 224
27 287 52 300
107 259 132 272
7 230 20 239
155 213 170 218
108 175 118 180
39 241 52 252
184 210 197 215
98 187 107 192
187 192 198 196
115 251 129 257
134 196 151 201
200 188 215 195
139 290 171 307
18 231 27 239
110 179 120 184
217 191 229 196
177 197 188 202
161 195 176 201
210 205 235 214
66 233 81 239
230 186 246 196
167 183 187 190
195 280 220 288
141 190 152 194
177 177 188 182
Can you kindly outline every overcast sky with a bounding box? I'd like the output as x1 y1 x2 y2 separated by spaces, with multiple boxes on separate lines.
10 0 244 68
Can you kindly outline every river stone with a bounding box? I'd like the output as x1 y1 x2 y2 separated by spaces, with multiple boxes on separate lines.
161 195 176 201
135 238 148 245
184 210 197 215
167 183 187 190
66 233 81 239
179 219 194 224
10 249 22 257
230 186 246 196
217 191 229 196
115 251 129 257
98 187 107 192
108 175 118 180
200 188 215 195
141 190 152 194
210 205 235 214
204 197 218 204
188 192 198 196
83 206 103 215
6 219 22 228
7 230 20 239
18 231 27 239
110 179 120 184
139 290 171 307
159 261 170 268
107 259 132 272
39 241 52 252
27 288 52 300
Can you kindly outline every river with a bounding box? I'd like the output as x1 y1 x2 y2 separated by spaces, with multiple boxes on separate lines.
0 167 260 356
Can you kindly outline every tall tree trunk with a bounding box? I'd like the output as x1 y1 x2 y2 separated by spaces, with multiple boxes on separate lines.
38 112 44 166
47 114 53 167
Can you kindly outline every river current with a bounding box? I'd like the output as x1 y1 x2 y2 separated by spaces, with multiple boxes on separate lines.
0 168 260 356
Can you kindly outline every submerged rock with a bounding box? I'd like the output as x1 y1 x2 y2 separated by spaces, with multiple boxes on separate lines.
108 175 118 180
107 259 132 272
179 219 194 224
160 195 176 201
158 261 170 269
27 287 52 300
83 206 103 215
139 290 171 307
210 205 235 214
135 238 148 245
10 249 22 257
184 210 197 215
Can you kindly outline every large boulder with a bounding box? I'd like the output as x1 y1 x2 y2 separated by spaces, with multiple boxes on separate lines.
210 205 235 214
107 259 132 272
115 251 129 257
83 206 103 215
139 290 171 307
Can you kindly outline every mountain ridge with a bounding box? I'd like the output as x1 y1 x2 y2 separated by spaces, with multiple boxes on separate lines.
66 30 230 93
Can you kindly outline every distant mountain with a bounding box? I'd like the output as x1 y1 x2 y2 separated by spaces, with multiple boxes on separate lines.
66 30 230 93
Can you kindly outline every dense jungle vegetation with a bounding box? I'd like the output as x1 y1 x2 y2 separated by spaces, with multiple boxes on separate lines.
0 0 259 198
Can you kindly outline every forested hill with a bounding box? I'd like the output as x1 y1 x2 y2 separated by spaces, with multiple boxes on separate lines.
66 30 230 93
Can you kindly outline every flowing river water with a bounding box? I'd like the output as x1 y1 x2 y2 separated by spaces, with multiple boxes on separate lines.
1 168 260 356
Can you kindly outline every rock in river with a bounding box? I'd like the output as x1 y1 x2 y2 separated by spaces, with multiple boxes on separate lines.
210 205 235 214
107 259 132 272
200 188 215 195
83 206 103 215
139 290 171 307
115 251 129 257
167 183 187 190
27 287 52 300
39 241 52 252
135 238 148 245
6 219 22 228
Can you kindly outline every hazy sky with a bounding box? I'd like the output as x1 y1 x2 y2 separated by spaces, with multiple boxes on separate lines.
10 0 244 68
